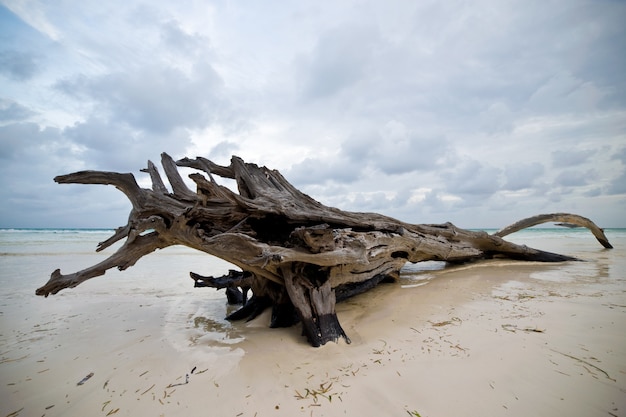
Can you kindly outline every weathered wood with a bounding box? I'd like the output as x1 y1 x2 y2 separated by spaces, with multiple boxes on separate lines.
36 153 613 346
494 213 613 249
281 263 349 347
140 160 169 194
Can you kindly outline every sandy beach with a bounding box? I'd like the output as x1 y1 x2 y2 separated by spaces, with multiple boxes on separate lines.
1 230 625 417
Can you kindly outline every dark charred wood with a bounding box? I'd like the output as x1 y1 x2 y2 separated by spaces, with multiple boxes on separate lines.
281 263 350 346
270 303 300 328
335 274 394 302
190 270 251 304
226 295 272 322
190 270 253 288
225 287 247 305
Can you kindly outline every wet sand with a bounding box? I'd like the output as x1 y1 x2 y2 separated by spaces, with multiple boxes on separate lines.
1 236 625 417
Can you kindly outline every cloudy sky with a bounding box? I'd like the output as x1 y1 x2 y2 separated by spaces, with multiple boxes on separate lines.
1 0 625 229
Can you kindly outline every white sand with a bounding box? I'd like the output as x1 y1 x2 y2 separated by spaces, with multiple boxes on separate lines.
1 237 625 417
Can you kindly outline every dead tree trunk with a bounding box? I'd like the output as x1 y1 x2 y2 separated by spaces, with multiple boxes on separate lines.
36 153 613 347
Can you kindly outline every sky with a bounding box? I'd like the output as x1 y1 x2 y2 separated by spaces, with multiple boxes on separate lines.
0 0 625 229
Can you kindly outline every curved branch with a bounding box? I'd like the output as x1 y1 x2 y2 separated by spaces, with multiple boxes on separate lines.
54 171 144 209
493 213 613 249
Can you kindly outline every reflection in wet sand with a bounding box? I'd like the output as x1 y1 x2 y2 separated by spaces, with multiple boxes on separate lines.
188 315 244 346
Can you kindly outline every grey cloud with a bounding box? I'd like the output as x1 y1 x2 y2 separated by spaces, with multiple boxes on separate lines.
504 162 545 191
64 117 192 171
0 122 62 160
379 138 447 176
419 189 445 213
607 148 626 195
545 190 563 203
0 49 39 81
340 130 378 162
58 62 223 134
160 20 208 56
527 73 605 115
0 98 36 122
573 2 626 106
408 2 624 120
376 136 448 175
341 123 449 175
286 157 362 186
553 169 596 188
0 121 178 228
54 74 88 98
585 187 602 197
0 122 104 228
290 1 623 139
349 191 398 213
552 148 596 168
443 159 502 196
299 24 380 99
607 171 626 195
0 173 129 228
299 182 350 208
612 147 626 164
396 6 540 119
209 141 240 160
479 102 515 133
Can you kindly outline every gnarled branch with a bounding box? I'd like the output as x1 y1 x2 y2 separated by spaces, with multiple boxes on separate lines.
38 153 612 346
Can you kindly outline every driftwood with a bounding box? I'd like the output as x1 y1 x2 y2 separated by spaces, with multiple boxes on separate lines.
494 213 613 248
36 153 613 346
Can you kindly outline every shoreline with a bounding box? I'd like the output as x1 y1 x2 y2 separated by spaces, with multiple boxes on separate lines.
1 236 625 416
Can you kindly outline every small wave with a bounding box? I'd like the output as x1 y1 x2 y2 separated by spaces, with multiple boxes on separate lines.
0 252 107 256
0 228 114 234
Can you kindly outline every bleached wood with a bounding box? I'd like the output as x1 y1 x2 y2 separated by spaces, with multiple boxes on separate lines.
494 213 613 248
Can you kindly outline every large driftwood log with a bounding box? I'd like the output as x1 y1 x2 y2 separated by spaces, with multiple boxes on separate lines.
36 153 613 346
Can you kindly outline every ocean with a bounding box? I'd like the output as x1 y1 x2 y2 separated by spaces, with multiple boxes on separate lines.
1 227 625 298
